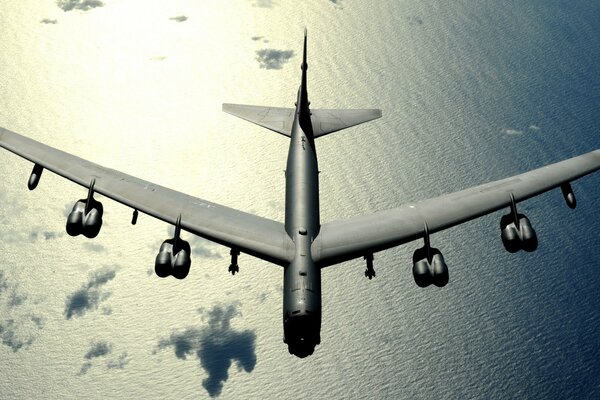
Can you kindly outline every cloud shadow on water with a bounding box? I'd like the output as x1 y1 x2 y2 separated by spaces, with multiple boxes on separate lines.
156 303 256 397
64 266 117 319
0 270 45 352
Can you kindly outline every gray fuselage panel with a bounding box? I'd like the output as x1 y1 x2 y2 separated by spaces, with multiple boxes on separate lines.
282 87 322 357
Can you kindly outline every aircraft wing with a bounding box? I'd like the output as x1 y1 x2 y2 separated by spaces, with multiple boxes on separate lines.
0 127 293 265
313 150 600 267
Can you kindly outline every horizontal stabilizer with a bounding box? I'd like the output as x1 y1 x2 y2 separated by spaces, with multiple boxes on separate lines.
223 104 382 139
311 108 382 138
223 104 294 137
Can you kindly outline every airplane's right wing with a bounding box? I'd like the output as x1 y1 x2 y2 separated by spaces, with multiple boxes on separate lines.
313 150 600 267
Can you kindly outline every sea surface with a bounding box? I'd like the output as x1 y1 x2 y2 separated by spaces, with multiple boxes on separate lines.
0 1 599 399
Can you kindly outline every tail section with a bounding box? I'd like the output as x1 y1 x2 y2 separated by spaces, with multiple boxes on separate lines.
222 104 382 139
222 29 382 139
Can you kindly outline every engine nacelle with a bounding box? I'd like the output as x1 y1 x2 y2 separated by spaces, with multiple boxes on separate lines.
500 213 538 253
66 199 104 238
154 238 191 279
412 246 449 288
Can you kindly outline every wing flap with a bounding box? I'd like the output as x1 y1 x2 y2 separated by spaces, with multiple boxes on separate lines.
0 127 293 265
313 150 600 267
222 103 295 137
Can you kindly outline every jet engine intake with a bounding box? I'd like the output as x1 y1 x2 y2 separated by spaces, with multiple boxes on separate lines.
154 238 191 279
500 213 538 253
66 198 104 238
412 246 449 288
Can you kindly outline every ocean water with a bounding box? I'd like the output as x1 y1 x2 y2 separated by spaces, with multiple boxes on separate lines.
0 1 599 399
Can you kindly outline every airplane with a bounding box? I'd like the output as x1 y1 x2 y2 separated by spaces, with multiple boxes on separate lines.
1 30 599 358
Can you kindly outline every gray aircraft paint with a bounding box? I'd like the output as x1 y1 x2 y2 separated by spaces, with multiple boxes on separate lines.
281 31 322 357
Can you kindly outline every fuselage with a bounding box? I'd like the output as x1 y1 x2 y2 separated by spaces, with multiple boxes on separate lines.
282 82 322 357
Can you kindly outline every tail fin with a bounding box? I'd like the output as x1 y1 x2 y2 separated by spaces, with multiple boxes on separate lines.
301 27 308 96
222 29 382 139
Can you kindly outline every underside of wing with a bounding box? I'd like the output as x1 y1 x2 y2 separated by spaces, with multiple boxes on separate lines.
310 109 382 138
222 103 295 137
0 127 293 265
313 150 600 267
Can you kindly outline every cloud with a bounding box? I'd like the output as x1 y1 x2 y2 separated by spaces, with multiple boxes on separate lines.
7 289 27 308
503 125 541 136
407 16 424 25
255 49 294 70
82 242 106 253
257 292 268 303
85 340 112 359
0 320 33 352
169 15 188 23
40 18 58 24
0 271 8 294
78 340 112 375
56 0 104 12
0 225 63 245
0 271 44 352
43 231 61 240
503 128 524 136
28 229 63 243
30 315 45 329
107 352 130 369
156 303 257 397
251 0 275 8
79 341 130 374
79 362 92 375
64 266 117 319
251 36 263 41
189 236 222 259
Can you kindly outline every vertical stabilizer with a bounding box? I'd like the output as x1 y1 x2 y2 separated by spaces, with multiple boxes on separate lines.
298 29 313 137
301 28 308 98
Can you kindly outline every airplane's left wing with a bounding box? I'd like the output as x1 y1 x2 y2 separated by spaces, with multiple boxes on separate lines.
0 127 293 265
313 150 600 267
